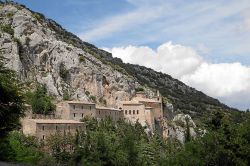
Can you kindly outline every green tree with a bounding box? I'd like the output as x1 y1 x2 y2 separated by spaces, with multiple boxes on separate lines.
0 55 25 137
26 85 55 114
0 54 25 161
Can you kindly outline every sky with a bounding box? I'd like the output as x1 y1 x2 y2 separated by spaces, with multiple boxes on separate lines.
14 0 250 110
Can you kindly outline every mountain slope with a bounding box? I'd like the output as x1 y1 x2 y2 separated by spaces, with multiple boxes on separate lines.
0 2 241 121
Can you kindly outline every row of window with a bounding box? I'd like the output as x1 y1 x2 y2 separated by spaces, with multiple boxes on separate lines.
124 110 139 115
72 105 92 110
97 111 120 115
73 113 92 117
42 125 82 131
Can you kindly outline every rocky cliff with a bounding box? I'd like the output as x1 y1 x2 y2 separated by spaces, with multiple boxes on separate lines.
0 2 240 121
0 2 140 107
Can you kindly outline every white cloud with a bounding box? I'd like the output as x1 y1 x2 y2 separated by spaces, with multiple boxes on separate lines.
103 42 203 79
104 42 250 110
181 62 250 97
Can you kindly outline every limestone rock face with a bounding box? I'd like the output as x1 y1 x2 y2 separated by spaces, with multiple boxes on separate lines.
0 3 136 106
165 114 197 144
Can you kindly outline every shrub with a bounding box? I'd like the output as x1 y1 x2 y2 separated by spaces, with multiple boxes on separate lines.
0 24 14 36
6 12 14 18
59 63 69 81
32 13 45 23
89 95 96 102
63 91 70 100
25 37 30 46
135 87 144 92
79 55 85 63
85 91 90 96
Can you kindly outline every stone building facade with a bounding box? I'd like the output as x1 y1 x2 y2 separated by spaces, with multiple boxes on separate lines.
22 91 163 140
96 106 123 122
22 119 85 140
132 92 163 120
56 101 96 121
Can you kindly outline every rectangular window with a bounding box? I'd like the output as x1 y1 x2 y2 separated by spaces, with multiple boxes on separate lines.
133 110 135 114
99 111 100 114
137 110 139 114
42 135 45 140
125 110 127 114
56 126 58 130
81 106 83 109
68 126 70 131
82 113 84 117
129 110 131 114
42 126 45 130
74 113 76 117
73 105 76 109
90 106 91 111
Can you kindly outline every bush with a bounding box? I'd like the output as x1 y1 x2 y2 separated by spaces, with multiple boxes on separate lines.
59 63 69 81
32 13 45 23
63 91 70 100
85 91 90 96
135 87 144 92
0 24 14 36
6 12 14 18
25 85 55 115
79 55 85 63
89 95 96 102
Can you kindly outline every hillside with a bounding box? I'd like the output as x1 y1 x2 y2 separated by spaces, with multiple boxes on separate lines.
0 1 241 121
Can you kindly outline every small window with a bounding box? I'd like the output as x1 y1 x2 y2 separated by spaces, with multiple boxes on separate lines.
73 113 76 117
68 126 70 131
125 110 127 114
90 106 91 110
42 135 45 140
99 111 100 114
137 110 139 114
42 126 45 130
73 105 76 109
82 113 84 117
129 110 131 114
56 126 58 130
81 106 83 109
133 110 135 114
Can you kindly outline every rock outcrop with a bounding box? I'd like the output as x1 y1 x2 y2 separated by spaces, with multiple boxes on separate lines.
162 114 197 144
0 3 139 107
0 1 239 123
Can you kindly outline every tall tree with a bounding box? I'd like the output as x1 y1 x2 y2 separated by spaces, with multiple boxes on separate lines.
0 55 25 137
0 55 25 161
